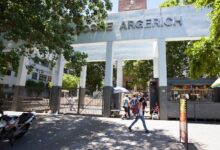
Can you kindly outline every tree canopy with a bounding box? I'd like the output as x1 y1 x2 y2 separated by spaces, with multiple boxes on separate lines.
160 0 220 78
62 74 79 89
166 41 190 78
86 62 105 93
123 60 153 90
160 0 195 8
0 0 112 75
186 0 220 78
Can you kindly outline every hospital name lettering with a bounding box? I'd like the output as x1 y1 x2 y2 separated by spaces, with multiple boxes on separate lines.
83 16 182 33
120 16 182 30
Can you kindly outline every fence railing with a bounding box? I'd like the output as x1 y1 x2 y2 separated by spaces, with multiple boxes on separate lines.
0 86 104 115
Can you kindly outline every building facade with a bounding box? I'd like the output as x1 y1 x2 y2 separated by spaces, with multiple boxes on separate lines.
119 0 147 12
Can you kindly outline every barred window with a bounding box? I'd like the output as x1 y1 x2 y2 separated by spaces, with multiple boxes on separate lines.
39 74 47 81
32 72 38 80
47 76 52 82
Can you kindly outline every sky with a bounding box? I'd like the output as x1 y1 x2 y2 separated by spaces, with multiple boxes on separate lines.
110 0 166 13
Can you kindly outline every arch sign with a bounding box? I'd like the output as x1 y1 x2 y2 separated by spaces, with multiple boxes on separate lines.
74 6 210 44
83 16 182 33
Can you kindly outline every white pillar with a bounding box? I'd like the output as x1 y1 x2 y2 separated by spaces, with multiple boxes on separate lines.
16 56 28 86
153 58 159 78
116 59 123 87
12 56 28 110
80 65 87 88
153 41 159 78
158 38 167 86
157 38 168 120
52 55 65 86
79 65 87 109
103 41 114 116
104 41 113 86
50 54 65 113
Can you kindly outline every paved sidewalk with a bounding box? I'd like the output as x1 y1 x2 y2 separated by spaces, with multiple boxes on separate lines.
0 115 220 150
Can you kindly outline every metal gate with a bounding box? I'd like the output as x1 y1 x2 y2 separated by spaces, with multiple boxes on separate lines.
0 86 103 116
59 88 103 116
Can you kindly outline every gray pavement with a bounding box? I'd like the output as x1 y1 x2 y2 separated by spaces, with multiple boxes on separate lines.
0 115 220 150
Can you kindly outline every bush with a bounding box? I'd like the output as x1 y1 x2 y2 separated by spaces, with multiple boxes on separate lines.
26 80 45 96
62 74 79 89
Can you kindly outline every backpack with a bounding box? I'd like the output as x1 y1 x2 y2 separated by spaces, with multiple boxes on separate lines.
130 98 137 107
132 102 139 115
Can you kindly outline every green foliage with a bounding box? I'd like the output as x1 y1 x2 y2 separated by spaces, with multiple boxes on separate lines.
186 0 220 78
0 50 19 75
26 80 45 96
65 52 88 77
26 80 45 88
195 0 220 42
160 0 178 7
86 62 105 93
47 81 52 88
62 74 79 89
166 41 190 78
0 0 112 75
161 0 220 78
160 0 195 7
186 38 220 78
123 60 153 90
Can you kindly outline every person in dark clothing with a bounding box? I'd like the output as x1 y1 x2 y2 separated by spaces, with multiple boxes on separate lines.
142 96 147 116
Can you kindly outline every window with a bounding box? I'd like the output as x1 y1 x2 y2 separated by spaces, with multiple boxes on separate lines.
39 74 47 81
6 70 11 76
41 61 49 67
32 72 38 80
47 76 52 82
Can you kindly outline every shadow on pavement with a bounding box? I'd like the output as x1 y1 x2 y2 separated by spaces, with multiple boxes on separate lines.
0 115 202 150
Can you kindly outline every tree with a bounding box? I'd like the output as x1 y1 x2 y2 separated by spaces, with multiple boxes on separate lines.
186 38 220 78
65 51 88 77
166 41 190 78
0 0 112 75
86 62 105 93
186 0 220 78
160 0 195 8
160 0 220 79
62 74 79 89
123 60 153 90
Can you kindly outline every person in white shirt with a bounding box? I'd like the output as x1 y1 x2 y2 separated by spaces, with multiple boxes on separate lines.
122 95 129 119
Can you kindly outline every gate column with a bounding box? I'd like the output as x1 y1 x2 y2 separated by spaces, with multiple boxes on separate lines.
11 56 28 111
103 41 114 117
157 38 168 120
116 59 123 87
50 55 65 113
79 65 87 108
114 59 123 110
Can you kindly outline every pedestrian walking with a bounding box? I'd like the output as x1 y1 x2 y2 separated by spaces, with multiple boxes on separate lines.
130 94 138 117
122 95 129 119
128 97 150 133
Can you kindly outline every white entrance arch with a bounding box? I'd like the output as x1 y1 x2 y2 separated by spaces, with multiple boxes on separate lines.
11 6 211 117
70 6 210 119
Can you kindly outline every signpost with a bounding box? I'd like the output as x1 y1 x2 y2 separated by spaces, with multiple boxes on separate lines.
180 95 188 149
